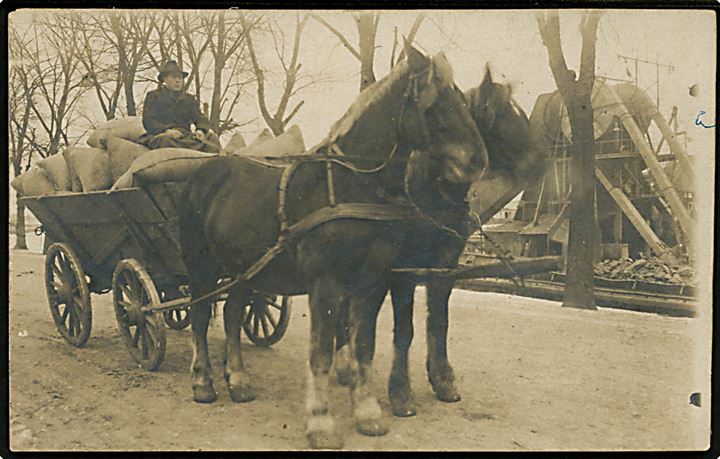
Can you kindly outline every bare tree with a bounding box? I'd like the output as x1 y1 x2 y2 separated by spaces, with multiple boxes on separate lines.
311 12 378 91
313 12 424 90
243 13 309 136
9 25 41 249
24 14 90 158
536 10 603 310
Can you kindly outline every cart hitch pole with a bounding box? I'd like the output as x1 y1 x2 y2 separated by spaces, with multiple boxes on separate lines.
391 256 563 283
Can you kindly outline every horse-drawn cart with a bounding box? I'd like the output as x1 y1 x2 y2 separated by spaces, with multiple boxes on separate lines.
21 182 292 370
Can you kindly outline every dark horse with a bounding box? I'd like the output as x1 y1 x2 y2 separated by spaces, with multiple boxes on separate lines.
179 43 488 449
334 65 545 417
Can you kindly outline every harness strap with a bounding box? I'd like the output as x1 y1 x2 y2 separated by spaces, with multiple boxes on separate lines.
277 162 299 236
326 161 337 207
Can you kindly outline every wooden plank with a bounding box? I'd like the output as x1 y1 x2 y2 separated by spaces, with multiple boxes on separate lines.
21 197 95 268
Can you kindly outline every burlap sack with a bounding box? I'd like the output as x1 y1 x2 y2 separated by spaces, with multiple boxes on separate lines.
250 129 274 147
62 148 83 192
87 116 146 148
19 166 57 197
67 147 112 192
233 125 305 157
112 148 218 189
106 135 150 182
221 132 247 155
10 174 25 194
37 154 72 191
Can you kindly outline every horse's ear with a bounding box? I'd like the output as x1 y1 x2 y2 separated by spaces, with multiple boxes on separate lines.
433 52 454 87
404 38 427 72
481 63 493 88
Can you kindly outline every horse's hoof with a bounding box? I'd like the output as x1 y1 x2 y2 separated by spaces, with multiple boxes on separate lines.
306 415 343 450
390 395 417 417
193 384 218 404
354 398 389 436
228 384 256 403
356 417 389 437
433 384 461 403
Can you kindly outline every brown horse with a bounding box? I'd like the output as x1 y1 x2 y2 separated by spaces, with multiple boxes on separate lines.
334 66 546 417
179 43 488 449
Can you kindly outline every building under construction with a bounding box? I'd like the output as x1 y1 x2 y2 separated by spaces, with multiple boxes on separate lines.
471 78 695 264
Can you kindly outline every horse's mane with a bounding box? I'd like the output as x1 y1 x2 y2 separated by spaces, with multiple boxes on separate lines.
323 60 412 145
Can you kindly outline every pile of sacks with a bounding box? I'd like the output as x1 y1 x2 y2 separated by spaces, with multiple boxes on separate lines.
11 118 306 197
594 255 695 285
221 124 305 157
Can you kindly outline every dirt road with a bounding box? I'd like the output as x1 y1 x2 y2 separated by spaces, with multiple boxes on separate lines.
8 249 710 451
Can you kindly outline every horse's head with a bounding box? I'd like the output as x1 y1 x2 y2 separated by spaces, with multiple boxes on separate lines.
398 43 489 185
465 65 535 177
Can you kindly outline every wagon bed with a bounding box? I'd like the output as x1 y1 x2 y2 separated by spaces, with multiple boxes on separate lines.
21 183 187 294
21 182 292 370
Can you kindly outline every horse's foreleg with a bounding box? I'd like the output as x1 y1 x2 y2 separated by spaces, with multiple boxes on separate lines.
223 287 255 403
388 277 417 417
349 283 390 437
305 276 344 450
426 279 461 403
333 297 354 386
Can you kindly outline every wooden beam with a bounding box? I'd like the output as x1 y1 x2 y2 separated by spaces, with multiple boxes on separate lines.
605 86 693 240
595 166 673 260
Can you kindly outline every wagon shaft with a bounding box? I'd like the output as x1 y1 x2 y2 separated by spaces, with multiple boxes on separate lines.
391 256 562 282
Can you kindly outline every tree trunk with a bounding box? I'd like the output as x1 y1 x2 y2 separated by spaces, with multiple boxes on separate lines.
355 13 377 91
125 71 137 116
563 98 600 309
209 13 225 133
536 11 602 310
15 199 28 250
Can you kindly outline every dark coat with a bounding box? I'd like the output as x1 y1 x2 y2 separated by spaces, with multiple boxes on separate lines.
141 86 211 135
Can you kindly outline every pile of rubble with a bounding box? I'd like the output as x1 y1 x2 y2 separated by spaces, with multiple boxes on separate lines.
594 255 695 285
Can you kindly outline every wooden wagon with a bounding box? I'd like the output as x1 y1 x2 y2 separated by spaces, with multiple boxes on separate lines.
21 182 291 370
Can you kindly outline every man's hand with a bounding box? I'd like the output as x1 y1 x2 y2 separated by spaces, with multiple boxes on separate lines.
194 130 207 141
161 129 184 139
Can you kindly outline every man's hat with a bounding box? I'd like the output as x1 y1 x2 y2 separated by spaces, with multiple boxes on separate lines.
158 60 189 82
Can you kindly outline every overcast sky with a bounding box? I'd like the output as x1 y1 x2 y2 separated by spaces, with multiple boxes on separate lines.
259 9 715 155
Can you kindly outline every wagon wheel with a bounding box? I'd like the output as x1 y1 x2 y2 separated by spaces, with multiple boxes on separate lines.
112 259 166 371
45 243 92 347
163 308 191 330
241 295 291 347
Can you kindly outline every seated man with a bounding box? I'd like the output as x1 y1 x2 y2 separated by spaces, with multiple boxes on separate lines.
139 60 220 153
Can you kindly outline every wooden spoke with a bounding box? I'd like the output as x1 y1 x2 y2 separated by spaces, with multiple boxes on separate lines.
260 313 271 337
141 326 150 359
266 299 284 310
265 310 278 329
119 282 135 302
252 312 260 337
60 304 70 323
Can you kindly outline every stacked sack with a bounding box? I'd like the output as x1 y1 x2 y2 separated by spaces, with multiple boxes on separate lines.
11 119 308 197
228 125 306 157
11 116 149 197
10 153 72 197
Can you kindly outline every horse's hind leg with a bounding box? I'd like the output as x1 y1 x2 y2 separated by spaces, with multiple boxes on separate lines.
426 279 461 403
223 286 255 403
388 277 417 417
305 275 345 450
